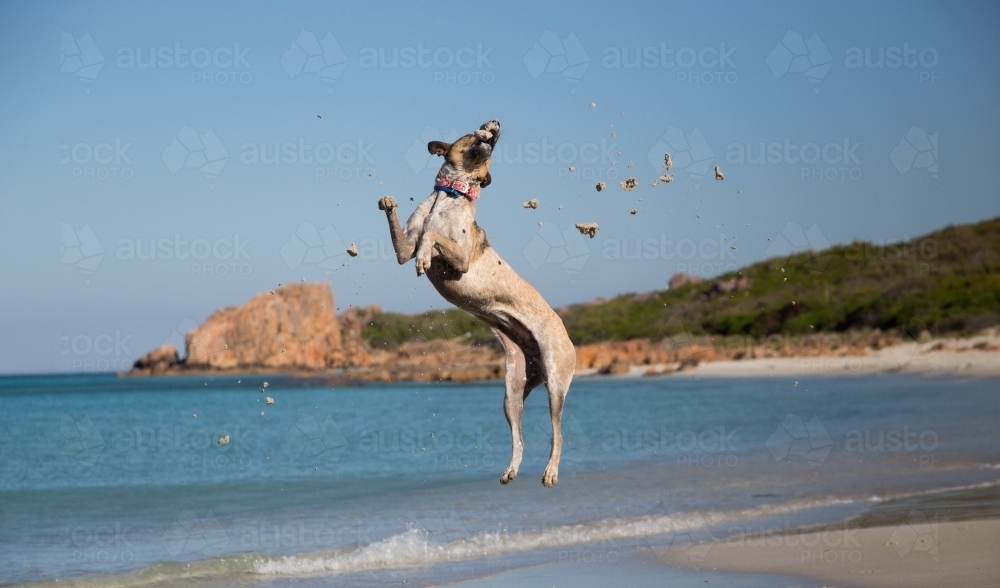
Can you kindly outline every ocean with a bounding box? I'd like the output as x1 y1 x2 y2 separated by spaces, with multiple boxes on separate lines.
1 373 998 587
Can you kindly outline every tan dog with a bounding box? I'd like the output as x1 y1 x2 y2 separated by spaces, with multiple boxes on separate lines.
378 120 575 487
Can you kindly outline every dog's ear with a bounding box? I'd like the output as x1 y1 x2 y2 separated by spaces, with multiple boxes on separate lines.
427 141 451 156
481 172 492 188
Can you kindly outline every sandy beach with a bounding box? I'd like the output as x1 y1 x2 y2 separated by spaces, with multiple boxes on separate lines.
581 332 1000 380
657 517 1000 588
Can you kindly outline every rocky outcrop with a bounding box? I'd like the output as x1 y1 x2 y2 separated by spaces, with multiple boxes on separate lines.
184 283 343 370
127 283 503 381
668 272 702 290
340 338 504 383
708 276 752 296
337 305 381 366
132 345 180 375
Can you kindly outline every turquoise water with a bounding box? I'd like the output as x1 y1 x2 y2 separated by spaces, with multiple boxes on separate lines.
1 373 998 587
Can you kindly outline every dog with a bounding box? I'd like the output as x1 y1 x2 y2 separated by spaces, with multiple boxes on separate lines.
378 120 576 487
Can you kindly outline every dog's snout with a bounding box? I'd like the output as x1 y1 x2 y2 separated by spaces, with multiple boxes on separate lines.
480 120 501 145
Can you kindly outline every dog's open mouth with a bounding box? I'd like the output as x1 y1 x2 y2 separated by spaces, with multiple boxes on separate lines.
472 141 493 158
469 120 500 160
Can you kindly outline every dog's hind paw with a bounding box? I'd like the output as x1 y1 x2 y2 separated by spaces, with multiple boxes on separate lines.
500 468 517 484
542 466 559 487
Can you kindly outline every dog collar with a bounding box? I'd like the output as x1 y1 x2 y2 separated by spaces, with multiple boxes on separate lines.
434 177 479 201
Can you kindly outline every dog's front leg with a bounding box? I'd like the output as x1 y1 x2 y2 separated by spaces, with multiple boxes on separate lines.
415 231 471 276
378 196 415 264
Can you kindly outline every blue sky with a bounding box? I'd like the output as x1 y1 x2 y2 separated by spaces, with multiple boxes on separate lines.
1 0 997 374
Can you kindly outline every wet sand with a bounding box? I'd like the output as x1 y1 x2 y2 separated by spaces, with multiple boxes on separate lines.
657 517 1000 588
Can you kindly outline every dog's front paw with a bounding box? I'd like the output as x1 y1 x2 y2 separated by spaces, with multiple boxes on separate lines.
415 247 432 276
542 465 559 487
378 196 397 212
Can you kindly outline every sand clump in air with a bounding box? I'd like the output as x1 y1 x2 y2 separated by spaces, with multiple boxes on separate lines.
715 166 724 180
347 243 358 257
596 182 607 192
218 435 230 445
523 199 539 209
575 223 599 238
620 177 638 191
659 174 673 183
630 209 638 215
265 397 275 405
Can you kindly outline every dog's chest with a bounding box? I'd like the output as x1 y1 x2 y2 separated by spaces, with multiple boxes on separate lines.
423 193 474 242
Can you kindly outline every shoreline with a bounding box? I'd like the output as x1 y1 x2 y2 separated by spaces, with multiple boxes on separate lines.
116 332 1000 382
656 516 1000 588
591 337 1000 379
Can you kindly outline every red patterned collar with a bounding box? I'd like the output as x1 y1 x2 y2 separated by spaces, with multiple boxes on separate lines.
434 176 479 201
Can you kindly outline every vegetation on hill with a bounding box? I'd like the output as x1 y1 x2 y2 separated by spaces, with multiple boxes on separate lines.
362 217 1000 348
363 308 496 350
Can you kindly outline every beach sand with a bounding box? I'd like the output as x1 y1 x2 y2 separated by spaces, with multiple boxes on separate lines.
586 333 1000 379
447 518 1000 588
657 517 1000 588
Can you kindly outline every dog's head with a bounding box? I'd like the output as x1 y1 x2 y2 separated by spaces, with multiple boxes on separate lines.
428 120 500 188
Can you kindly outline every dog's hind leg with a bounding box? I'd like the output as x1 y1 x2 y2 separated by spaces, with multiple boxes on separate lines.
541 347 576 488
494 329 542 484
